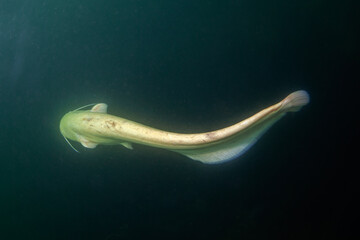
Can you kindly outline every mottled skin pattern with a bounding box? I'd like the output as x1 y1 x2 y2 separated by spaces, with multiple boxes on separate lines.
60 90 309 164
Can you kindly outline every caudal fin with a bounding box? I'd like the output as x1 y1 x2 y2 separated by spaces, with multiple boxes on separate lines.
175 90 310 164
281 90 310 112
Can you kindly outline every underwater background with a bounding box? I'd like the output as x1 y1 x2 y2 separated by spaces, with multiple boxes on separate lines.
0 0 356 239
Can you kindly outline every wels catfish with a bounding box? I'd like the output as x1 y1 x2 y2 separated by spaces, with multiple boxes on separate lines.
60 90 309 164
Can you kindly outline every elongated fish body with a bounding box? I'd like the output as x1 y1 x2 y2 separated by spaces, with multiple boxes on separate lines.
60 90 309 164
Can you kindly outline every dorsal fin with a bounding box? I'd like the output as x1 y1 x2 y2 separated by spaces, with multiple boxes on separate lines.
91 103 108 113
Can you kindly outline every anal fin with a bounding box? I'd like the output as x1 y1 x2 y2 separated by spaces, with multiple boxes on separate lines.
174 116 281 164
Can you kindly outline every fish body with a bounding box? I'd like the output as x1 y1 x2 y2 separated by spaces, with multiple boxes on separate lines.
60 90 309 164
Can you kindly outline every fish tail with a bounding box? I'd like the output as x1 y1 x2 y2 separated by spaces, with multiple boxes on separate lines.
280 90 310 112
175 90 310 164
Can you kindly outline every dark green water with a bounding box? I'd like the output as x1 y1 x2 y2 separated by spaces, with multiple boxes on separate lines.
0 0 356 239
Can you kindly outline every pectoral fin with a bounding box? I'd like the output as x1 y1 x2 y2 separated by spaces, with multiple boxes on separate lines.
77 135 98 149
91 103 108 113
